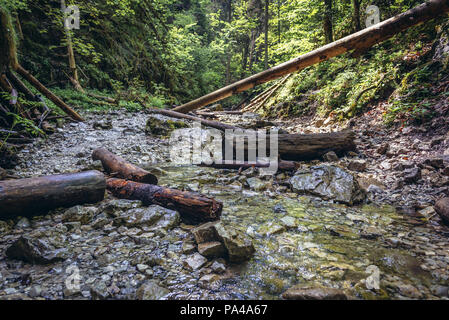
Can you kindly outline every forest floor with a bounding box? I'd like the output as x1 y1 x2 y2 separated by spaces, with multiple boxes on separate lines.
0 107 448 300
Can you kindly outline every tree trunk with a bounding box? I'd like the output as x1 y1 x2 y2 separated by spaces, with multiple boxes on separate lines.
0 171 106 218
92 148 158 185
172 0 449 114
352 0 361 32
15 64 84 122
323 0 334 44
223 129 356 161
106 178 222 224
264 0 269 69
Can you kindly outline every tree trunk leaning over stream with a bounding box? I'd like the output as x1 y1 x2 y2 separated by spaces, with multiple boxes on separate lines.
92 148 158 185
106 178 222 223
0 170 106 218
173 0 449 113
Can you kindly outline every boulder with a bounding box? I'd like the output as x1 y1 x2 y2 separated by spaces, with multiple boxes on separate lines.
435 197 449 225
145 115 189 137
290 165 366 205
347 160 367 172
136 280 169 300
403 167 421 184
323 151 339 162
214 223 255 263
113 205 180 230
191 222 219 244
282 285 347 300
5 236 67 265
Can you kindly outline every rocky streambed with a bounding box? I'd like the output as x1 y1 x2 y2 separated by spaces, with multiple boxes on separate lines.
0 110 448 300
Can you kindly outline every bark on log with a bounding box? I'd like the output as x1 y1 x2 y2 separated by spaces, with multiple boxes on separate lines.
224 130 357 161
106 178 222 223
15 64 84 122
173 0 449 113
0 170 106 218
92 148 158 185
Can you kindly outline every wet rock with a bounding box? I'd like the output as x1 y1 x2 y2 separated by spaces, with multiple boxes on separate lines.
434 197 449 225
280 216 298 229
246 177 270 191
282 285 347 300
360 226 383 240
101 199 142 217
431 285 449 298
93 120 113 130
5 236 67 265
422 158 444 169
62 206 96 225
211 261 226 274
290 165 366 205
198 241 226 258
183 253 208 270
377 144 389 155
403 167 421 184
15 217 31 229
145 116 188 136
191 222 219 244
90 282 111 300
113 205 180 230
199 274 220 287
323 151 339 162
182 241 196 254
28 286 42 298
347 160 367 172
215 223 255 263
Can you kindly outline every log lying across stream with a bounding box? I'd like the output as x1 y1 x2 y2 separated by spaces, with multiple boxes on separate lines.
106 178 222 223
0 170 106 218
148 108 356 161
92 148 158 185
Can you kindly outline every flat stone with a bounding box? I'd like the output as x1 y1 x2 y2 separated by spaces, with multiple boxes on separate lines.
323 151 339 162
280 216 298 229
62 206 96 225
282 285 347 300
113 205 180 230
136 280 169 300
183 253 208 271
347 160 367 172
403 167 421 184
198 241 226 258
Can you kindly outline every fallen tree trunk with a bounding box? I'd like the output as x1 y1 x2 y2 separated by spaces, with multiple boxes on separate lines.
106 178 222 223
173 0 449 113
15 64 84 122
224 130 357 161
148 108 239 131
0 170 106 218
92 148 158 185
200 160 298 171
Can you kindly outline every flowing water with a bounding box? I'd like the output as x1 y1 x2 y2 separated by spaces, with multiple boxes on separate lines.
1 110 448 300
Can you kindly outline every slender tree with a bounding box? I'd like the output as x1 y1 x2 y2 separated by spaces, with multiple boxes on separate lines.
352 0 361 32
264 0 269 69
323 0 333 43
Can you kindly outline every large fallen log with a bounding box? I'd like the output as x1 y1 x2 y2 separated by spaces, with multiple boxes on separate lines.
92 148 158 185
173 0 449 113
0 170 106 218
106 178 222 223
150 109 356 160
15 64 84 122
